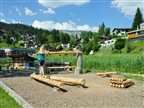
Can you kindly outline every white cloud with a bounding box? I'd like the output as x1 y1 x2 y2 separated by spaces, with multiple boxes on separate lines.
14 6 21 16
32 20 98 32
38 0 90 8
77 25 98 32
111 0 144 16
1 19 7 23
43 8 55 14
25 7 37 16
12 20 21 24
0 12 4 17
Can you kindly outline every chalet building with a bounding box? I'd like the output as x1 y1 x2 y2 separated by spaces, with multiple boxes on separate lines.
7 54 37 68
127 23 144 41
127 29 144 41
112 28 131 36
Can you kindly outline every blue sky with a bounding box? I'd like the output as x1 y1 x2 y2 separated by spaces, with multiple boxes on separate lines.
0 0 144 32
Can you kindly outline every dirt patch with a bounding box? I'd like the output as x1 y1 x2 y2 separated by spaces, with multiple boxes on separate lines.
0 70 143 108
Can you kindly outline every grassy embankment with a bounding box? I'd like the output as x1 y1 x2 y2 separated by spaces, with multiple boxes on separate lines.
0 87 22 108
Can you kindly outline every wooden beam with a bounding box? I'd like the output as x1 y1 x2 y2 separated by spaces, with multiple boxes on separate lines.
47 51 82 55
96 72 116 76
50 76 86 85
30 74 64 89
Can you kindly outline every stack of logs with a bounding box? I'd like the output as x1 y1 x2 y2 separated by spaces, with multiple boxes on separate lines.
110 78 135 88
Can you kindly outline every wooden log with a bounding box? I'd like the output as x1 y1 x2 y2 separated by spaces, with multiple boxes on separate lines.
109 80 123 84
110 77 127 81
48 51 83 55
96 72 116 77
30 74 64 89
112 83 116 87
110 83 113 87
122 79 132 84
50 76 86 85
118 84 121 88
121 82 135 88
96 72 116 76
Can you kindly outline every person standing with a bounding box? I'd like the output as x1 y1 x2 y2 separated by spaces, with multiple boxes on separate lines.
35 45 49 77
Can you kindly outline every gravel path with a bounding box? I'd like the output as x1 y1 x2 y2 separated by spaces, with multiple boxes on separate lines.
0 70 144 108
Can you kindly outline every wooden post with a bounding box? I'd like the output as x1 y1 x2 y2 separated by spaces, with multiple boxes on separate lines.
75 53 82 74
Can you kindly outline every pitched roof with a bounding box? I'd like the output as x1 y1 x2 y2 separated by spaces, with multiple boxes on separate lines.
112 28 132 32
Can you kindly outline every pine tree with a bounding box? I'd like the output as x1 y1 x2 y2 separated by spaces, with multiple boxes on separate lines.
98 22 105 36
132 7 143 30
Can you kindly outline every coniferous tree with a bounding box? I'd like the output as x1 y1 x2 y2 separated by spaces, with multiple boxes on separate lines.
98 22 105 36
132 7 143 30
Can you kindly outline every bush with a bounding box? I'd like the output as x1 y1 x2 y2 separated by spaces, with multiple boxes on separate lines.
111 49 122 54
114 38 126 50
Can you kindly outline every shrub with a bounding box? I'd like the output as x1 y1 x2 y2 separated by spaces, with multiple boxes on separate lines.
114 38 126 50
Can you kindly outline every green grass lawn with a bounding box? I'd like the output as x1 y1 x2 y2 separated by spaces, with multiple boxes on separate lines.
0 87 22 108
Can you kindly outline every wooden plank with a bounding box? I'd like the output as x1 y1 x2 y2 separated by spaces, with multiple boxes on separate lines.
50 76 86 85
30 74 64 89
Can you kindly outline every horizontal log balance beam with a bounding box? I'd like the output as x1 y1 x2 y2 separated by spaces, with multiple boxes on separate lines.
96 72 116 76
96 72 116 77
45 51 82 55
50 76 86 86
30 74 64 89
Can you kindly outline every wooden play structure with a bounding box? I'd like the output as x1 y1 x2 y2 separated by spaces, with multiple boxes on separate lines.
109 78 135 88
96 72 116 77
45 51 83 74
30 74 86 91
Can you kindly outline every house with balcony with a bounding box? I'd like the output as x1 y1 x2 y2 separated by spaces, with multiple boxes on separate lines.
112 28 131 36
127 23 144 41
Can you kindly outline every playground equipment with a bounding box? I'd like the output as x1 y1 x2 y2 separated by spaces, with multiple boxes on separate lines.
96 72 116 77
30 74 64 89
45 51 83 74
30 74 86 91
50 76 86 86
